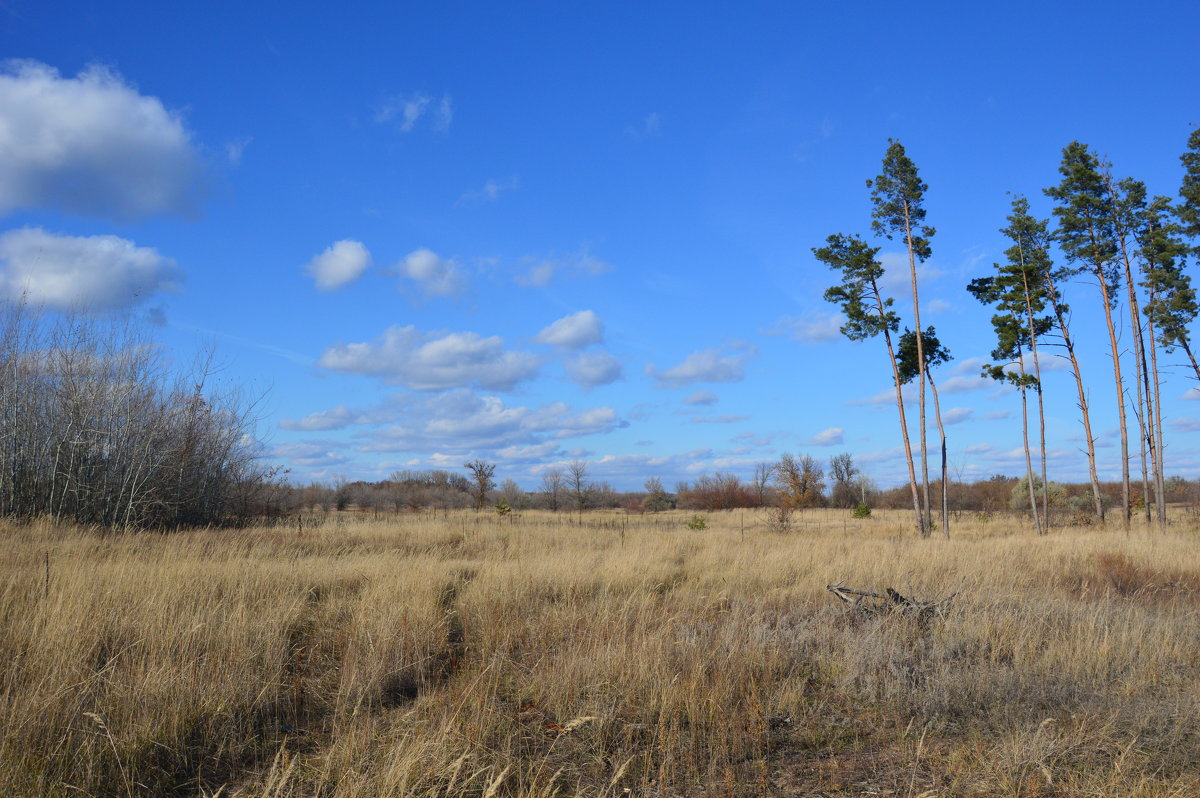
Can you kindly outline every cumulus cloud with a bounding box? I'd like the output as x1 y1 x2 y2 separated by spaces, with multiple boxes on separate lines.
943 407 974 425
515 249 611 287
535 310 604 349
279 404 356 431
808 427 844 446
397 248 467 297
0 60 203 219
682 390 718 406
318 325 539 391
767 312 843 343
352 390 626 453
305 240 371 291
0 227 182 310
646 344 755 388
566 351 622 387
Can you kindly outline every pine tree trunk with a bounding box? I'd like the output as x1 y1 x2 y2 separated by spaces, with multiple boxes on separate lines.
1095 271 1131 531
1042 267 1105 520
1022 271 1049 532
902 201 931 536
1017 356 1043 535
1116 228 1157 527
1146 311 1168 532
926 370 949 539
871 280 924 535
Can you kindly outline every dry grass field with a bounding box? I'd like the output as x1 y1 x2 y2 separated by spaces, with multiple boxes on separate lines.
3 508 1200 797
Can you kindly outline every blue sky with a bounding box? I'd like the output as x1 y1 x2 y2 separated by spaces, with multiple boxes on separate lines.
2 1 1199 489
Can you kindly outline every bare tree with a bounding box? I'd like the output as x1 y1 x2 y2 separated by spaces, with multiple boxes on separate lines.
463 459 496 510
752 462 776 507
567 460 591 514
541 467 564 512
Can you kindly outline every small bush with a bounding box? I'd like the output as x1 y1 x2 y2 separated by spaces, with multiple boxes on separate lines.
851 502 871 518
685 515 707 530
494 499 512 516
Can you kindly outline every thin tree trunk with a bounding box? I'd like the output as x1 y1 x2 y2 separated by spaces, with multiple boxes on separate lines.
870 279 923 535
926 369 949 539
1021 270 1049 532
1042 266 1105 520
1095 272 1131 530
1115 227 1156 527
1146 308 1168 531
901 201 931 536
1016 355 1043 535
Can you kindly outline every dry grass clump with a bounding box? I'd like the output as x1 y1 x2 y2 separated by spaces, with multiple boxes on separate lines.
2 509 1199 796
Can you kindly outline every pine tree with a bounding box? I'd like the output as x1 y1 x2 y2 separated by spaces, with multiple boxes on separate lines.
896 326 951 538
1045 142 1131 529
1109 176 1163 528
1137 195 1192 530
1180 128 1200 249
868 140 936 536
816 233 924 534
968 216 1054 534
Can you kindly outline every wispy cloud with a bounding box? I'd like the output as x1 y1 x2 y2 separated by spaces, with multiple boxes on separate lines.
808 427 844 446
457 175 519 206
765 312 843 344
535 310 604 349
375 91 453 133
515 248 612 287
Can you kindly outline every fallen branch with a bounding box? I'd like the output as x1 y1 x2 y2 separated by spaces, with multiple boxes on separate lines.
826 581 957 618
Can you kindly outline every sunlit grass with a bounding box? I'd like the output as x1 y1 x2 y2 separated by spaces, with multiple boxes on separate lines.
2 508 1199 796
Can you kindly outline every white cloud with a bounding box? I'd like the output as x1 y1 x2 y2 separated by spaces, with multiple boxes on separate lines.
943 407 974 425
318 325 540 391
925 299 952 314
279 404 356 431
647 344 755 388
1169 418 1200 432
269 442 349 468
1184 387 1200 401
566 351 622 387
808 427 844 446
964 443 993 453
397 248 467 297
535 310 604 349
515 249 612 287
352 390 626 452
879 252 945 292
457 175 519 205
940 375 993 394
682 390 718 406
305 240 371 291
0 227 181 310
767 312 843 343
0 60 202 219
691 415 750 424
985 409 1010 420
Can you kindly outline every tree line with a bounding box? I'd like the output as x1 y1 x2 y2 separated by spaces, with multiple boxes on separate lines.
819 130 1200 537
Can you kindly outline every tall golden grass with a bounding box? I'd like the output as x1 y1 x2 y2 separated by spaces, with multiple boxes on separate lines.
2 508 1199 797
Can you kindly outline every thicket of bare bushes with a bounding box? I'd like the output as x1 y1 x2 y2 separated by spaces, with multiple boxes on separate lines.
0 303 271 529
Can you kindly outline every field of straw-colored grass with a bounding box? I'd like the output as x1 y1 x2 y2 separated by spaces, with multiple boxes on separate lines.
2 508 1200 797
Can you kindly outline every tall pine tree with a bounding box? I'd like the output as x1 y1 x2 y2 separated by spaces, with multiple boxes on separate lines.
868 140 936 536
1045 142 1131 529
817 233 924 534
